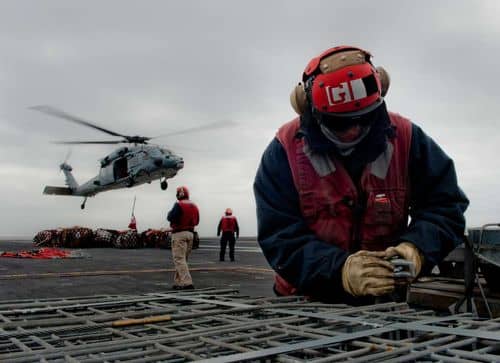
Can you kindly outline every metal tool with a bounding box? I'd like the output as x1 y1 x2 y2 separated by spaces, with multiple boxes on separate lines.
391 257 416 280
389 256 415 303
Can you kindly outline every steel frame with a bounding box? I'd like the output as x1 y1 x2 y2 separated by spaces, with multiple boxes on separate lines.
1 288 500 362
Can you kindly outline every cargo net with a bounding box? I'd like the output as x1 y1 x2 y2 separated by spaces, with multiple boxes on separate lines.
1 289 500 362
32 227 184 249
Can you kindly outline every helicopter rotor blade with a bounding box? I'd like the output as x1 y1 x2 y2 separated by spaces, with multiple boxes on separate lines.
52 140 124 145
63 149 72 163
30 105 126 138
151 120 237 139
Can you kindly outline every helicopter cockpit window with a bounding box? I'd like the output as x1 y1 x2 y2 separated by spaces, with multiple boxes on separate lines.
113 157 128 180
99 164 114 185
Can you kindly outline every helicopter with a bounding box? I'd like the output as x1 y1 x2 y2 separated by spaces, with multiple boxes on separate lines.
32 105 232 209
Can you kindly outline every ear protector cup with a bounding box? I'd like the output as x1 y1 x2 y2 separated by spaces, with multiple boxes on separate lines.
290 82 307 115
376 66 390 97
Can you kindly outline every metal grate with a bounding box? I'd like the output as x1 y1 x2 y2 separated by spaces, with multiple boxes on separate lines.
1 288 499 362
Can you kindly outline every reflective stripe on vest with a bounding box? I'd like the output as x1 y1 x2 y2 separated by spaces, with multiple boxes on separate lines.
274 112 412 295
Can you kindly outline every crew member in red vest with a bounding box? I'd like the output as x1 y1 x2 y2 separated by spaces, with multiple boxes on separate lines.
253 45 469 303
167 185 200 290
128 215 137 230
217 208 240 262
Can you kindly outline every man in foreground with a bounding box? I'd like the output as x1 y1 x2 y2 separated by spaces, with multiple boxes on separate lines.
254 45 469 303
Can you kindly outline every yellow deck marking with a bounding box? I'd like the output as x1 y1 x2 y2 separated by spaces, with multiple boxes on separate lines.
0 266 273 280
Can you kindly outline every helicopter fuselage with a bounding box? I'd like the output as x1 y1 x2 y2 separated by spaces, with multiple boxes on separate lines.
44 145 184 199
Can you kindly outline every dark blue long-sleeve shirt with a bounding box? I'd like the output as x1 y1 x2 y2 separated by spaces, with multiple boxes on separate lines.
253 111 469 302
167 202 182 224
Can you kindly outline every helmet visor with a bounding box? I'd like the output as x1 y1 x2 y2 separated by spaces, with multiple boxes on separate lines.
318 110 377 132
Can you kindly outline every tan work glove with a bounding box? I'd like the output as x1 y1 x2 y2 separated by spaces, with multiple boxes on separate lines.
341 250 395 297
385 242 424 279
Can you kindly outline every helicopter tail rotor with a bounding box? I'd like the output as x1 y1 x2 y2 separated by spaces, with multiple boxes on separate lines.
43 149 78 196
63 149 72 164
59 149 73 172
58 162 78 190
58 149 73 175
60 162 73 173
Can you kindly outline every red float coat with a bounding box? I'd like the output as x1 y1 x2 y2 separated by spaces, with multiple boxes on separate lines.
128 216 137 230
274 112 412 295
169 200 200 233
219 216 238 233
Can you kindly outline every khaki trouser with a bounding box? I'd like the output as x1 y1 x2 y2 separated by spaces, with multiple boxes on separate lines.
171 231 194 286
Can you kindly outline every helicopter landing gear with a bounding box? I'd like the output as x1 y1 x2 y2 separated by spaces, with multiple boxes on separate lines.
81 197 87 210
160 178 168 190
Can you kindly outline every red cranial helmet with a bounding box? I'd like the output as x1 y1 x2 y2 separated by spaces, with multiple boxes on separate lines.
290 45 390 119
176 185 189 200
225 208 232 216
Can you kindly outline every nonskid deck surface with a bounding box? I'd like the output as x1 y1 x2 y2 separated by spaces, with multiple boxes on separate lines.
0 238 274 300
1 289 500 362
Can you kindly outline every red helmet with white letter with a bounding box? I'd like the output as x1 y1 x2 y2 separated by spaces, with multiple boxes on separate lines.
290 45 390 122
176 185 189 200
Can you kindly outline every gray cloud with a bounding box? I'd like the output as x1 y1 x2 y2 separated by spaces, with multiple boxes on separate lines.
0 1 499 236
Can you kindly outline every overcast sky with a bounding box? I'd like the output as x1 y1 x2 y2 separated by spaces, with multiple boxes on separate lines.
0 1 499 237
